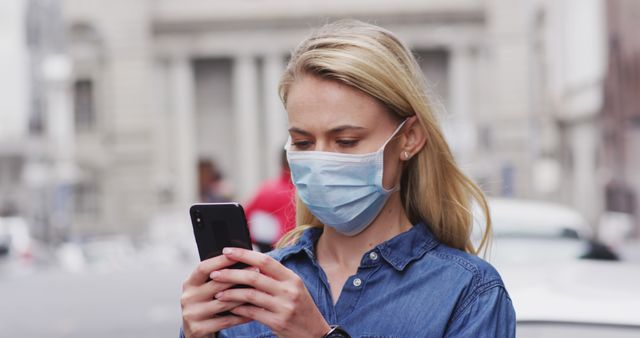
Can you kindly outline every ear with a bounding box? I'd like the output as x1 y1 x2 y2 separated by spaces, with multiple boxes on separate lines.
400 116 426 161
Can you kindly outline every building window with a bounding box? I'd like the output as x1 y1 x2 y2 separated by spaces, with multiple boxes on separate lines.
73 79 95 131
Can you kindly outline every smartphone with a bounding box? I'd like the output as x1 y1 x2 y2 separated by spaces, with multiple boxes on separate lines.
190 203 253 316
189 202 253 269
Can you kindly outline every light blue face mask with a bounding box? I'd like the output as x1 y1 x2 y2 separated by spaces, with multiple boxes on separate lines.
285 120 407 236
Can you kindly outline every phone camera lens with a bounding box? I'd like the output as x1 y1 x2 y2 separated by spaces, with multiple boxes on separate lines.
194 210 203 228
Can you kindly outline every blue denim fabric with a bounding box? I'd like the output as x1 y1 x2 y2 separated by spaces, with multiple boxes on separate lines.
180 223 516 338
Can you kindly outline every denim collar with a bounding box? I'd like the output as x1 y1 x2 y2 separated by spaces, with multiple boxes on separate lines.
272 223 439 271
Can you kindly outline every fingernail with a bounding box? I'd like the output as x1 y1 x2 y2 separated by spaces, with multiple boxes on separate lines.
222 247 233 255
210 271 220 279
215 292 223 299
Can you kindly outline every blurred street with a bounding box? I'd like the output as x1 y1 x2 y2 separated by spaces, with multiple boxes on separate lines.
0 253 191 338
1 0 640 336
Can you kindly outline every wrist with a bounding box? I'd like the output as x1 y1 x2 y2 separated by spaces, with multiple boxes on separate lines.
316 321 331 338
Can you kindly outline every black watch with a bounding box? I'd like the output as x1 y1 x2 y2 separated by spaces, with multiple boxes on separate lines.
323 325 351 338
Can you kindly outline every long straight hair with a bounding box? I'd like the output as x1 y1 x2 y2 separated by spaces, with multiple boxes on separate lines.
276 20 491 255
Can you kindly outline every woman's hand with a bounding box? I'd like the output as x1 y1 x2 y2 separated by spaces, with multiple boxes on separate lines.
211 248 331 338
181 255 253 338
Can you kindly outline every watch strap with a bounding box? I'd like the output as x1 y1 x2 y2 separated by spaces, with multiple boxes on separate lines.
323 325 351 338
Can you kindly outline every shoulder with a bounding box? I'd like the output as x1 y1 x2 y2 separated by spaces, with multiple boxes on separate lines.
266 245 300 263
265 227 319 263
257 177 288 195
427 244 504 289
423 244 510 319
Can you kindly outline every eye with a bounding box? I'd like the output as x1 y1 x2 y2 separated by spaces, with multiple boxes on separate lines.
291 140 313 150
336 139 359 148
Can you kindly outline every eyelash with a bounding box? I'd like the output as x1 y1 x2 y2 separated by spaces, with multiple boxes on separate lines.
291 139 359 150
291 140 312 149
336 139 358 147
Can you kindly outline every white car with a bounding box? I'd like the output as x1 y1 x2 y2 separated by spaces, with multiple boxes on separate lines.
475 198 618 265
486 197 592 238
478 199 637 336
0 216 32 263
502 260 640 337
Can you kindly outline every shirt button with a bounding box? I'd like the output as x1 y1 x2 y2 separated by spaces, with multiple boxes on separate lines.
369 252 379 261
353 278 362 287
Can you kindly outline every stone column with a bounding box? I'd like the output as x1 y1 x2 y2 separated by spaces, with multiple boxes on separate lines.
448 46 476 166
263 53 288 178
43 54 75 243
170 56 197 208
233 55 261 199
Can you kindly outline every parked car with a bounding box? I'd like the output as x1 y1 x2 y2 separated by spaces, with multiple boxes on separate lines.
476 199 637 336
501 260 640 337
0 216 33 263
474 198 618 265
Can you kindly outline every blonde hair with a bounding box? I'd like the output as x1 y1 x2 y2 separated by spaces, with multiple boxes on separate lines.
276 20 491 255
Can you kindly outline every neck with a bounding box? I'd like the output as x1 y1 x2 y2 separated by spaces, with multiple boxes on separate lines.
316 192 412 269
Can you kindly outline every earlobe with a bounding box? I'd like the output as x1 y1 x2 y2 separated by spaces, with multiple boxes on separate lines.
402 116 426 159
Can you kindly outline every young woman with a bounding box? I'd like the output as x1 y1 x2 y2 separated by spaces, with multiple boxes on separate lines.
180 20 516 338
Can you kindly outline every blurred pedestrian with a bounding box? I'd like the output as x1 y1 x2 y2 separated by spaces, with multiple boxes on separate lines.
181 20 515 338
244 150 296 252
197 159 232 203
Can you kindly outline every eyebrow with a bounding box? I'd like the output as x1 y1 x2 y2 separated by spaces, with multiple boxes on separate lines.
288 125 365 136
288 127 312 136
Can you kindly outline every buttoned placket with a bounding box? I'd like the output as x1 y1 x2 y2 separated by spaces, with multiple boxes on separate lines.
331 248 384 319
300 246 339 325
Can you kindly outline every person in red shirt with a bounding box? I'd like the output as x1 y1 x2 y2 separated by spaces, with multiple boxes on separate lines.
244 150 296 252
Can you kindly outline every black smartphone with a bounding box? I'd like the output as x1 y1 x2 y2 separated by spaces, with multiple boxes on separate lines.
189 202 253 269
190 203 253 316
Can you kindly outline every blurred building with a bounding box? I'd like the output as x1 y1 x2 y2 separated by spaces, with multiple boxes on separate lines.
0 0 76 244
1 0 635 239
602 0 640 235
60 0 497 237
535 0 608 231
0 0 29 214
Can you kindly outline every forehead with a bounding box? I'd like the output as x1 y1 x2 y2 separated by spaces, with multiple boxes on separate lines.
285 74 397 130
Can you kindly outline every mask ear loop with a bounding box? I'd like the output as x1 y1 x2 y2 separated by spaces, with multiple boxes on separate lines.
378 118 410 193
284 136 292 151
379 119 409 151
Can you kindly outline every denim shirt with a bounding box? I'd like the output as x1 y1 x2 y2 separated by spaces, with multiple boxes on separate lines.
180 223 516 338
